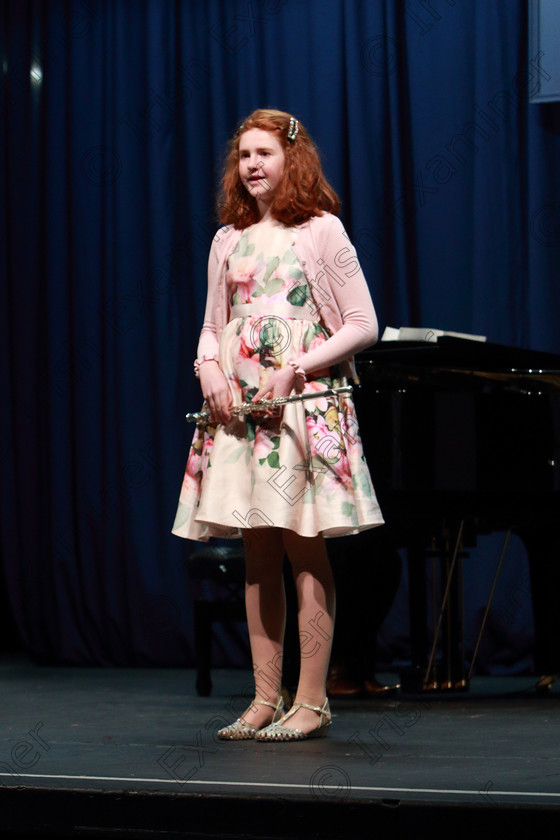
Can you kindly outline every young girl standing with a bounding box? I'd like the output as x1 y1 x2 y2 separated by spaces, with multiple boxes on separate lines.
172 109 384 741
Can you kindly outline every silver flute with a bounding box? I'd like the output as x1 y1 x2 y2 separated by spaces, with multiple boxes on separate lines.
185 385 353 424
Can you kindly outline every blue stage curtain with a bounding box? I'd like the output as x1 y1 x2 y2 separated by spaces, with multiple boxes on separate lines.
1 0 559 667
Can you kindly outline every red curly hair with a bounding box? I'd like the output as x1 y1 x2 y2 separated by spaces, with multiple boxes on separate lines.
218 109 340 229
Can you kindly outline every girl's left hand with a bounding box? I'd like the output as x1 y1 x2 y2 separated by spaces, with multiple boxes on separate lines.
252 366 297 411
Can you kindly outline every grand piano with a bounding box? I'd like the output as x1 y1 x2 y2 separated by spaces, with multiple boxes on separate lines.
353 336 560 691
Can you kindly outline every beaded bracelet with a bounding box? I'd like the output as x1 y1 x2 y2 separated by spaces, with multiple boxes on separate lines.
193 355 219 378
287 359 306 387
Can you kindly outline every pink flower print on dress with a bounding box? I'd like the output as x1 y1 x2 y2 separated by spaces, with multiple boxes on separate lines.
259 263 296 303
306 412 351 488
182 462 200 493
301 380 332 413
254 428 277 464
306 412 334 455
227 257 264 303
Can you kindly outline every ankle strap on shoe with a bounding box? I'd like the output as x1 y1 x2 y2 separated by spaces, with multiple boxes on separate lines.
284 699 330 722
254 697 282 711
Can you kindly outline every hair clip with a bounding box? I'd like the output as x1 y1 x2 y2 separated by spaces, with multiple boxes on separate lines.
287 117 299 142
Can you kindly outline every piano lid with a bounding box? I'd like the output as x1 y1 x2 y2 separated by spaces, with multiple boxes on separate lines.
358 336 560 375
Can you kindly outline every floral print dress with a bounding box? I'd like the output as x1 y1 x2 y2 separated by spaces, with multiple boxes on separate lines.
172 219 384 541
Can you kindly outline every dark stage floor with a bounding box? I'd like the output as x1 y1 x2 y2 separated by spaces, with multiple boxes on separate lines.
1 653 559 839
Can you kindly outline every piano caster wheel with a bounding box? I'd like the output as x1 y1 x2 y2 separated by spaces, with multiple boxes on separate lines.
438 680 468 691
422 678 469 692
535 674 558 694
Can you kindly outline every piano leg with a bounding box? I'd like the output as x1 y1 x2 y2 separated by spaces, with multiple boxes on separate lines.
439 531 467 691
327 528 402 694
516 525 560 686
406 540 429 682
402 523 469 692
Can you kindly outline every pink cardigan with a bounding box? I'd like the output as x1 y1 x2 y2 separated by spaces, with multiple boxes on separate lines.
196 212 379 381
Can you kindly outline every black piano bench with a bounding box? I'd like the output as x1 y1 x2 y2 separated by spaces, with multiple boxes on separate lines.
185 544 247 697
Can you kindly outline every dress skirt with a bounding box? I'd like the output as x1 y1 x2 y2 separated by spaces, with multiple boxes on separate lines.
172 304 384 541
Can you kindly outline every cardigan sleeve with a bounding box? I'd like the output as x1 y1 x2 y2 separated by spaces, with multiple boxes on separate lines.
195 231 227 371
292 215 379 375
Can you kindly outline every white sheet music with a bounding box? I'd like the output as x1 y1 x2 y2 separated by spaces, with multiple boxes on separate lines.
381 326 487 343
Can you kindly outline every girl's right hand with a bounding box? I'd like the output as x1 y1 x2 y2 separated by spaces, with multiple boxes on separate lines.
199 361 232 425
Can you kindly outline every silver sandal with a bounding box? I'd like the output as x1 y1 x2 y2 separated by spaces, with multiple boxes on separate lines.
217 696 285 740
255 698 331 742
